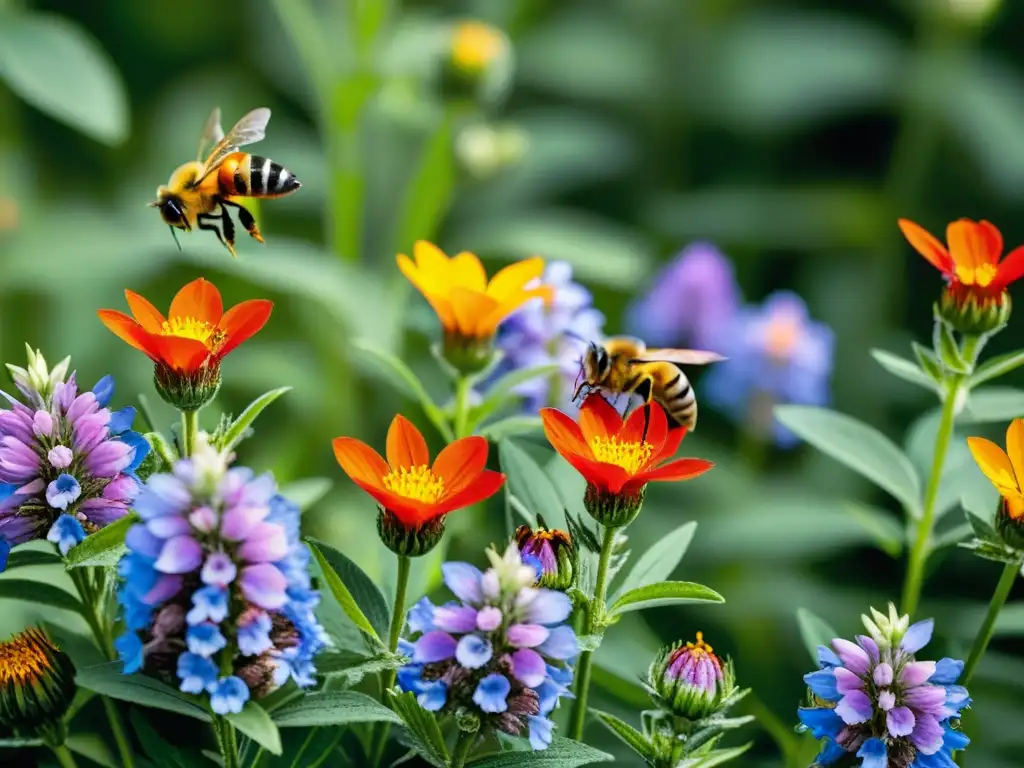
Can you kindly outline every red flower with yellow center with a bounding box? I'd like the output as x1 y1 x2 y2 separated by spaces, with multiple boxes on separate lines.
540 395 713 527
333 415 505 556
899 218 1024 333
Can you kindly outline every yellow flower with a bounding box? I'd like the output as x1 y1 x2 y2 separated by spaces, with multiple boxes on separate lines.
398 241 553 370
451 21 505 75
967 419 1024 519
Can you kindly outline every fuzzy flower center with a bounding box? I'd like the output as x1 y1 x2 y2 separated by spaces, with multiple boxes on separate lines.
0 630 55 686
383 465 445 503
955 261 997 287
161 316 225 350
588 436 654 475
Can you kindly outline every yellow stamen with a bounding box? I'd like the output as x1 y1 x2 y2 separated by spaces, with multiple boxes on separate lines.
161 316 225 350
382 465 445 503
0 629 57 686
589 436 654 475
686 631 713 657
955 262 997 287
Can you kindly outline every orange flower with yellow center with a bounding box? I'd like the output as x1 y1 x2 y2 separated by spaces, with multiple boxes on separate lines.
540 395 713 526
451 21 506 75
968 419 1024 521
333 415 505 555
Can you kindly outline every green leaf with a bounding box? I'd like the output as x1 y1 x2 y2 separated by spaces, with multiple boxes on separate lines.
870 349 937 391
963 387 1024 422
227 702 282 755
934 523 973 549
0 11 128 144
594 711 656 763
350 339 454 442
5 549 62 569
499 439 566 530
76 662 211 721
469 364 562 430
278 477 333 512
272 690 402 728
0 579 83 613
307 540 387 644
971 350 1024 388
935 322 966 373
610 521 697 604
477 416 544 441
390 690 449 767
469 738 613 766
796 608 837 663
392 117 454 255
218 387 291 453
911 342 945 385
65 513 136 568
774 405 921 514
315 650 405 687
145 430 178 468
0 737 44 747
841 503 904 557
677 744 753 768
609 581 724 616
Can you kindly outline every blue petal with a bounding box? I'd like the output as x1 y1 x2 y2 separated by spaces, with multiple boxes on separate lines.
537 626 577 660
441 562 483 603
115 632 144 674
0 538 9 573
817 645 842 668
525 589 572 626
901 619 934 654
406 596 436 634
803 669 840 701
797 707 842 740
120 431 151 474
943 684 971 716
210 676 250 715
856 737 887 768
417 680 447 712
0 483 21 503
814 740 846 765
527 716 555 750
92 375 115 407
942 723 969 752
108 407 136 436
929 657 963 685
473 673 511 713
397 664 424 694
522 554 543 582
456 634 493 669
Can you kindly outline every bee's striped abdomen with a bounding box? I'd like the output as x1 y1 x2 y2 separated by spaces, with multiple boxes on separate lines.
657 368 697 430
245 155 300 197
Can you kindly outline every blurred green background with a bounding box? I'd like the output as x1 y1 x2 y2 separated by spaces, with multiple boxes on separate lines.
3 0 1024 765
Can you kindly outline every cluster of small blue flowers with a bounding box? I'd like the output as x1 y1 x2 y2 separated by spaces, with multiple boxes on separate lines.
492 261 605 411
115 437 328 714
0 347 149 568
398 544 577 750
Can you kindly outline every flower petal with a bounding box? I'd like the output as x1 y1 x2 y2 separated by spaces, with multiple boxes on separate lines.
510 648 547 688
480 287 552 336
386 414 430 469
633 457 714 485
397 253 456 328
620 402 664 448
450 286 499 338
899 660 937 687
217 300 273 358
803 669 840 701
1006 419 1024 489
651 424 686 465
169 278 223 324
833 666 865 695
797 707 842 740
449 251 487 291
412 241 451 281
996 244 1024 288
929 658 964 685
441 562 483 603
413 630 457 663
901 619 933 653
486 257 545 301
455 634 492 669
433 436 488 495
332 438 389 488
967 436 1018 495
540 408 592 462
898 219 953 273
578 394 623 443
434 469 505 516
886 706 915 738
834 690 873 725
155 336 211 372
832 638 871 676
948 218 989 271
125 290 167 332
97 310 161 359
856 738 888 768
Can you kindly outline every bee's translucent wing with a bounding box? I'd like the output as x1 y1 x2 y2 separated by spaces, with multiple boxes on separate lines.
196 107 225 163
634 348 726 365
199 107 271 178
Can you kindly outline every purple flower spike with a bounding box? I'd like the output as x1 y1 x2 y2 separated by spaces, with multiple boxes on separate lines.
414 631 458 663
433 604 479 633
155 535 204 574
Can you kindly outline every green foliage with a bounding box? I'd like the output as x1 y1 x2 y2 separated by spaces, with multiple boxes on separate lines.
0 579 84 613
389 691 449 767
215 387 291 454
609 581 724 617
609 521 697 604
468 738 613 766
271 691 402 728
499 439 567 530
75 663 211 722
795 608 838 663
227 703 282 755
64 513 135 568
307 539 389 645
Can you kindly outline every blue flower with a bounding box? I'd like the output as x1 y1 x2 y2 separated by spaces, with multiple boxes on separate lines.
114 632 144 674
210 676 250 715
237 611 273 656
46 474 81 511
456 634 492 669
407 596 436 634
46 513 84 555
187 623 227 658
177 653 219 694
0 539 9 571
186 586 229 625
473 673 511 713
528 716 554 750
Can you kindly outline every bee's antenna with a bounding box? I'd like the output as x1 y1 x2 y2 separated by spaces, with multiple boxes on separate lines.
168 226 182 252
562 330 589 345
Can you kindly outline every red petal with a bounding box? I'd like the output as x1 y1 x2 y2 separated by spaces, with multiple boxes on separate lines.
156 336 211 372
578 394 621 443
566 454 630 494
169 278 223 324
540 408 592 462
634 458 714 485
435 470 505 516
996 245 1024 289
349 480 432 527
386 415 430 469
125 290 167 332
332 437 389 488
217 300 273 358
620 402 667 457
433 436 488 495
97 310 162 360
652 426 687 465
897 219 953 273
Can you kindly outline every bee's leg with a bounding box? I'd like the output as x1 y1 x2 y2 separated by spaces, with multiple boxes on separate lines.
197 207 237 259
634 378 653 442
223 199 264 243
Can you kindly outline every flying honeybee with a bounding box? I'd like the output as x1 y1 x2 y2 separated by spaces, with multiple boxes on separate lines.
573 336 725 431
152 107 300 257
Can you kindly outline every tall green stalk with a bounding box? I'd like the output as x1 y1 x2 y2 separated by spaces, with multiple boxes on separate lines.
568 524 616 740
51 744 79 768
450 727 479 768
962 561 1019 685
181 410 198 457
213 716 241 768
369 555 412 765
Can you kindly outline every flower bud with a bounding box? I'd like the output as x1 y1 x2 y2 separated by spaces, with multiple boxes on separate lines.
936 288 1011 337
584 483 644 529
443 21 511 105
994 497 1024 550
648 633 734 721
377 509 446 558
861 602 911 650
153 360 221 412
0 628 76 744
437 335 499 377
514 525 574 590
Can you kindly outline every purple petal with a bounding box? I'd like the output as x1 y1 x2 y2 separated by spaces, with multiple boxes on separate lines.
220 504 269 542
831 638 870 676
202 553 237 586
899 660 937 687
103 475 139 504
80 498 129 527
433 604 479 633
510 648 546 687
910 713 944 755
189 506 218 534
877 690 895 711
886 706 915 737
240 563 288 609
65 392 98 424
522 589 572 626
147 515 191 539
903 685 947 714
48 446 72 469
441 562 483 603
413 630 457 663
855 634 879 662
85 440 133 478
126 524 163 560
507 624 550 648
901 619 934 653
73 412 110 452
476 606 502 632
154 535 203 574
872 662 894 687
143 574 183 605
834 690 873 725
833 666 865 694
237 522 289 563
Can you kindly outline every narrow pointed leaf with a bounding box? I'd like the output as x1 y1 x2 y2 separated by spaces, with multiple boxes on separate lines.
307 540 386 644
0 579 84 613
611 521 697 604
594 711 656 763
609 581 723 616
219 387 291 452
278 477 333 511
227 702 282 755
871 349 937 390
841 503 903 557
499 439 566 530
468 738 613 766
5 549 62 569
76 662 211 721
971 350 1024 388
390 691 448 767
478 416 544 441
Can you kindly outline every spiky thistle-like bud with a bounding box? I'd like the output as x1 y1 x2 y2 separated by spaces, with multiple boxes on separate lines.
0 628 76 745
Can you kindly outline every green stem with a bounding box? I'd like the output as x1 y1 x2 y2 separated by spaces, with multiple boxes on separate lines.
213 716 241 768
369 555 412 765
454 375 473 439
51 745 79 768
181 410 199 457
901 377 961 617
568 524 616 741
962 561 1018 685
450 728 478 768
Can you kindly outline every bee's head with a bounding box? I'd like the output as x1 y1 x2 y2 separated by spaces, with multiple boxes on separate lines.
151 192 189 231
574 342 609 402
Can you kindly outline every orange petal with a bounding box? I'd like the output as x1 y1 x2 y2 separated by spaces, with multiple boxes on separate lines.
436 469 505 516
450 287 499 338
125 290 167 333
1006 420 1024 488
579 395 622 443
398 254 458 329
433 436 488 495
479 286 552 337
348 479 431 527
897 219 952 273
169 278 224 324
386 415 430 469
540 407 591 462
217 300 273 358
978 220 1004 263
947 219 989 271
485 257 545 301
652 425 687 465
332 437 389 487
97 310 162 360
156 336 211 372
634 457 714 485
449 251 487 291
996 245 1024 289
967 436 1019 496
620 402 667 452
